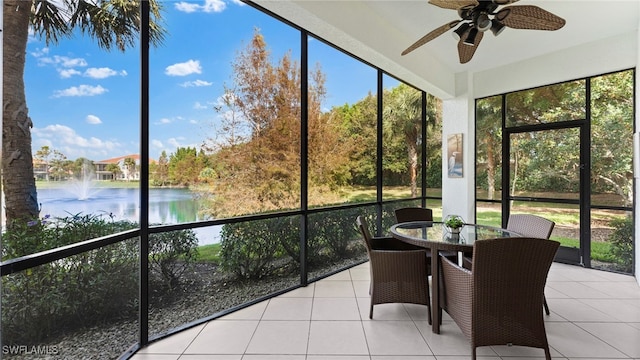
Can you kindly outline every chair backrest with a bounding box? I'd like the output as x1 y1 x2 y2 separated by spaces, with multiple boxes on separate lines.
356 216 374 252
470 237 560 332
395 207 433 223
507 214 555 239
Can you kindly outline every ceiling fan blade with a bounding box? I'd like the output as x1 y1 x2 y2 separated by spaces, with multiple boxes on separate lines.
496 5 566 31
402 20 461 56
428 0 478 10
493 0 518 4
457 29 484 64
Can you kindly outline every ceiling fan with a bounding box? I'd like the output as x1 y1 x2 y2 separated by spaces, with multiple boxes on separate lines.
401 0 566 64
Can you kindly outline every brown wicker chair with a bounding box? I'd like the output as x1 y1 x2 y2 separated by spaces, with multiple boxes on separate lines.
507 214 555 315
394 207 433 222
440 237 560 360
356 216 431 323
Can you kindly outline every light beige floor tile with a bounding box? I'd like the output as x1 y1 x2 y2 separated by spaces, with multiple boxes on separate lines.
546 281 611 299
415 320 496 356
131 355 180 360
372 356 435 360
245 321 310 354
307 321 369 355
185 320 258 354
578 299 640 322
241 355 305 360
583 280 640 299
261 297 313 320
404 303 430 321
180 356 242 360
362 320 432 356
491 344 562 358
138 324 205 354
309 356 370 360
352 280 370 298
221 301 268 320
546 322 628 358
357 297 412 320
279 283 315 298
546 298 617 322
629 323 640 330
544 284 571 299
314 280 356 297
349 266 370 281
325 270 353 281
577 322 640 357
312 297 361 320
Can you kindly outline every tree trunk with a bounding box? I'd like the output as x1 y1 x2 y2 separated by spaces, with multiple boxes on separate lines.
486 136 495 200
3 0 40 225
407 135 418 198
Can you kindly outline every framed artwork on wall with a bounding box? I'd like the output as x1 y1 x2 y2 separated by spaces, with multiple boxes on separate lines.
447 133 463 178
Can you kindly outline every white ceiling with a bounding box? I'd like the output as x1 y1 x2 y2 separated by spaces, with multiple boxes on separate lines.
256 0 639 97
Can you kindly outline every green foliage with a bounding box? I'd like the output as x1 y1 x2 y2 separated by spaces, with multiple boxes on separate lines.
149 229 200 291
219 211 366 280
608 217 633 273
1 214 199 345
219 218 293 279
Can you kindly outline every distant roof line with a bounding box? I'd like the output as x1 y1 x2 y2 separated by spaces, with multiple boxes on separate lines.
95 154 156 164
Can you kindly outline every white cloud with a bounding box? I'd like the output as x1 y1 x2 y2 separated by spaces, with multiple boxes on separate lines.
32 124 121 156
175 0 226 13
165 60 202 76
180 79 213 87
151 139 164 149
193 101 208 110
86 115 102 124
38 55 88 68
31 47 49 57
189 119 198 124
159 118 172 124
84 67 127 79
53 85 108 97
58 68 82 78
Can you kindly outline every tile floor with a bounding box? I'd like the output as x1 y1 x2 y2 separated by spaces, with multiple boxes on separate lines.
134 262 640 360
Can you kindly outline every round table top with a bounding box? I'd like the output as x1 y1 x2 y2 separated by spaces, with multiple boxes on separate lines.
390 221 521 251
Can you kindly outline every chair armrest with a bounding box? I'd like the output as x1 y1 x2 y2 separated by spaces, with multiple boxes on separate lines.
371 236 423 251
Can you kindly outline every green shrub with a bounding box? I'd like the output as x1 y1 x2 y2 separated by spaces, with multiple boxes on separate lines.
149 229 200 291
608 216 634 273
1 214 199 345
219 219 290 279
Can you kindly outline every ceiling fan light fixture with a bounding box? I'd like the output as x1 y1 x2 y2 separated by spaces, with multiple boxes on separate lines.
463 28 478 46
490 19 505 36
452 23 471 41
476 13 492 32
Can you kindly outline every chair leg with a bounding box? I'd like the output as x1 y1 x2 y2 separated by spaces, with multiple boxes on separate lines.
369 301 374 319
543 296 550 315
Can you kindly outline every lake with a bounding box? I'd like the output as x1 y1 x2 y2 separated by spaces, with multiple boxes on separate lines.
36 186 221 244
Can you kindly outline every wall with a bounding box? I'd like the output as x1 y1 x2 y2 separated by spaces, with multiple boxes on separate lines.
442 30 640 283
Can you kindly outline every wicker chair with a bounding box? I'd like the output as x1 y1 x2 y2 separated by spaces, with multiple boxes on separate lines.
507 214 556 315
394 207 433 222
356 216 431 323
440 237 560 360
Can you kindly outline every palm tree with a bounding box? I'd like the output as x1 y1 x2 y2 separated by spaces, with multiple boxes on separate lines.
383 84 423 197
3 0 166 226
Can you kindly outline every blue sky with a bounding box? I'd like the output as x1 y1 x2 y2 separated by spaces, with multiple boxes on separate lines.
25 0 391 162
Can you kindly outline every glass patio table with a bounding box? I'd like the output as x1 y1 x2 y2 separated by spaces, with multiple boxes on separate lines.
389 221 521 334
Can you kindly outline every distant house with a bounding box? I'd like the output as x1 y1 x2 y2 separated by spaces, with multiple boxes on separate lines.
33 158 49 181
94 154 156 181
